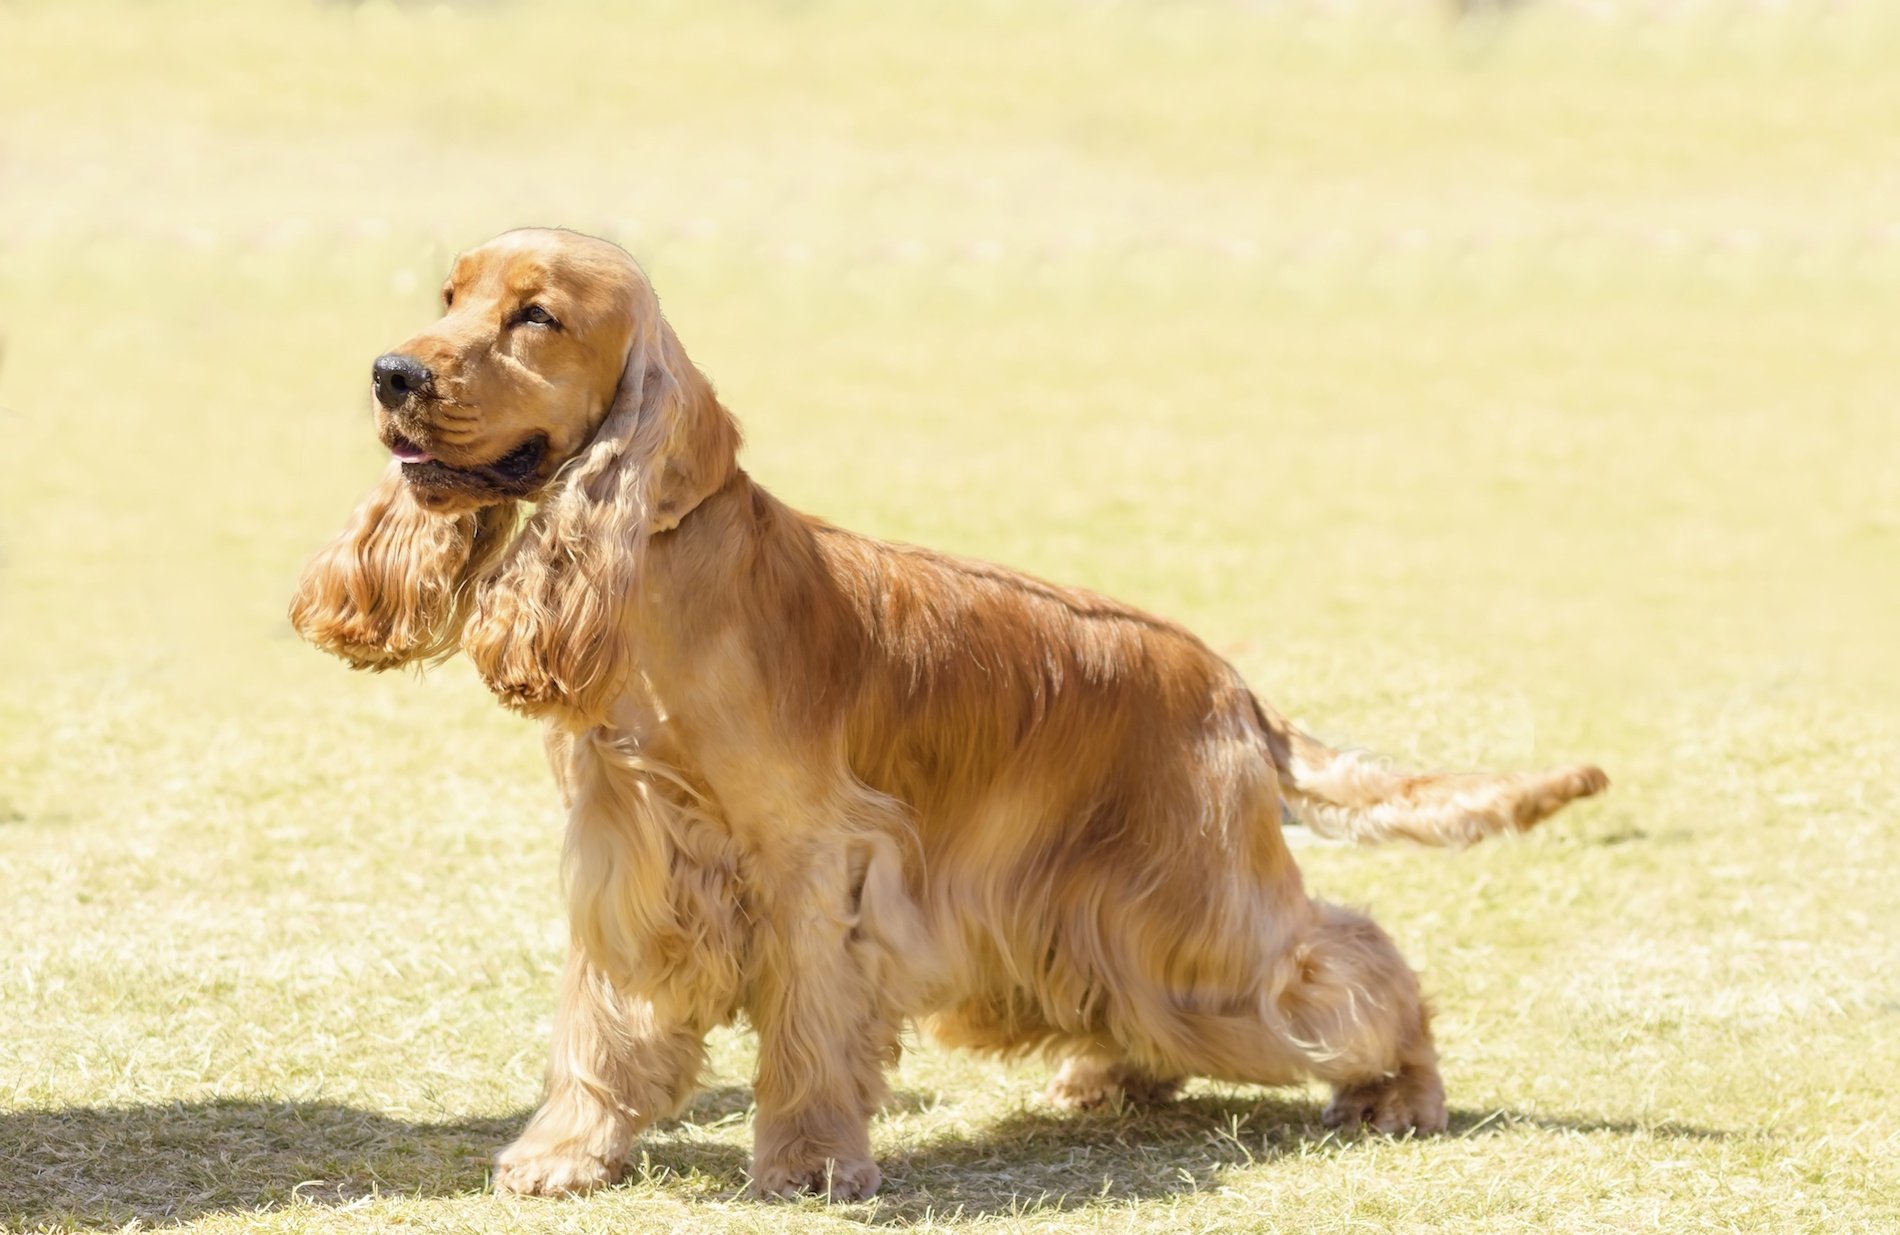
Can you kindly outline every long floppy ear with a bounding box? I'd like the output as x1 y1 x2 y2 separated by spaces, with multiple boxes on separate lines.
288 461 518 670
462 300 741 722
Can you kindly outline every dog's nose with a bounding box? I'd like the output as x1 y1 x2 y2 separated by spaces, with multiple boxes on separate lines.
371 354 433 408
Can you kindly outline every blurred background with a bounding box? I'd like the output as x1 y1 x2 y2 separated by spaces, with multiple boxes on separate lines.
2 2 1896 1232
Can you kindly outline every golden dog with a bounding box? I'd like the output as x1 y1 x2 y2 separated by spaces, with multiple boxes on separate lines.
290 228 1607 1200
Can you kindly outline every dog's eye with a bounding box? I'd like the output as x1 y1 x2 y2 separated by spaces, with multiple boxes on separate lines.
442 287 455 308
514 304 559 329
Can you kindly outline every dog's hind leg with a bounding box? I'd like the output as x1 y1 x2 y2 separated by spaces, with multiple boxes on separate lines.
1268 901 1446 1134
1120 900 1445 1135
492 951 710 1196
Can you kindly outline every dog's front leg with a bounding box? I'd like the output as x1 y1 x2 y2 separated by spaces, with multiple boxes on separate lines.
744 839 909 1202
497 729 738 1196
493 949 709 1196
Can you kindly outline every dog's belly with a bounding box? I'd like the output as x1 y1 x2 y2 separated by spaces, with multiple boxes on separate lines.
902 784 1308 1061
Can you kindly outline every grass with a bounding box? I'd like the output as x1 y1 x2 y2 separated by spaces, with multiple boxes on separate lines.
2 1 1898 1231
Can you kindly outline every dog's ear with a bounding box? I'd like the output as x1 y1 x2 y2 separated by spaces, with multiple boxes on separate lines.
289 461 518 671
463 301 741 722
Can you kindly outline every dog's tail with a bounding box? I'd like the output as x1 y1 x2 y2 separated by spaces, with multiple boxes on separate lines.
1254 697 1608 847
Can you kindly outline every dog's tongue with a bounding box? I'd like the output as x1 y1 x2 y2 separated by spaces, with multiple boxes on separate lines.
391 442 434 464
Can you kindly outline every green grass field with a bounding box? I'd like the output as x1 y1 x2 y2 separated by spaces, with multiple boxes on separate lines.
3 2 1898 1231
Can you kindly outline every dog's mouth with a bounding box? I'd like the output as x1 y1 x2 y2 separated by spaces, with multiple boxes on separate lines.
388 432 550 500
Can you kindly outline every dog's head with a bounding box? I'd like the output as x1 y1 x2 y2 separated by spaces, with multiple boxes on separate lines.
292 228 741 719
370 229 644 514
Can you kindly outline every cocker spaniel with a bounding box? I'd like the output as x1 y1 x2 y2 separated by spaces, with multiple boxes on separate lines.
289 227 1607 1200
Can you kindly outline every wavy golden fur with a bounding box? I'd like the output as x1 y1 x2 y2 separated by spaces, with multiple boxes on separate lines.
289 228 1608 1201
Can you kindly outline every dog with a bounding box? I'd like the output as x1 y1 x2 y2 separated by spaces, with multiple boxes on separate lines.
289 227 1607 1200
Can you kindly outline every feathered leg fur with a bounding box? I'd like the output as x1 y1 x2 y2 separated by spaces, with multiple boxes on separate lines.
492 952 711 1196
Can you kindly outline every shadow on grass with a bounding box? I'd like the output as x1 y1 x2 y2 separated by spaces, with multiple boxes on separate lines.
857 1094 1736 1225
0 1087 1733 1230
0 1091 744 1230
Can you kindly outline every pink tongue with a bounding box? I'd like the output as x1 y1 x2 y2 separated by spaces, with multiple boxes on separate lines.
392 443 434 464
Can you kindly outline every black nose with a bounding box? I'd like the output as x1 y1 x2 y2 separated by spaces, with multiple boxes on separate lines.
371 354 433 409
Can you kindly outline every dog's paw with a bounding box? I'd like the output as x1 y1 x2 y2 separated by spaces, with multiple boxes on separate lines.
1045 1060 1182 1113
492 1138 621 1197
1322 1064 1448 1135
748 1154 881 1202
